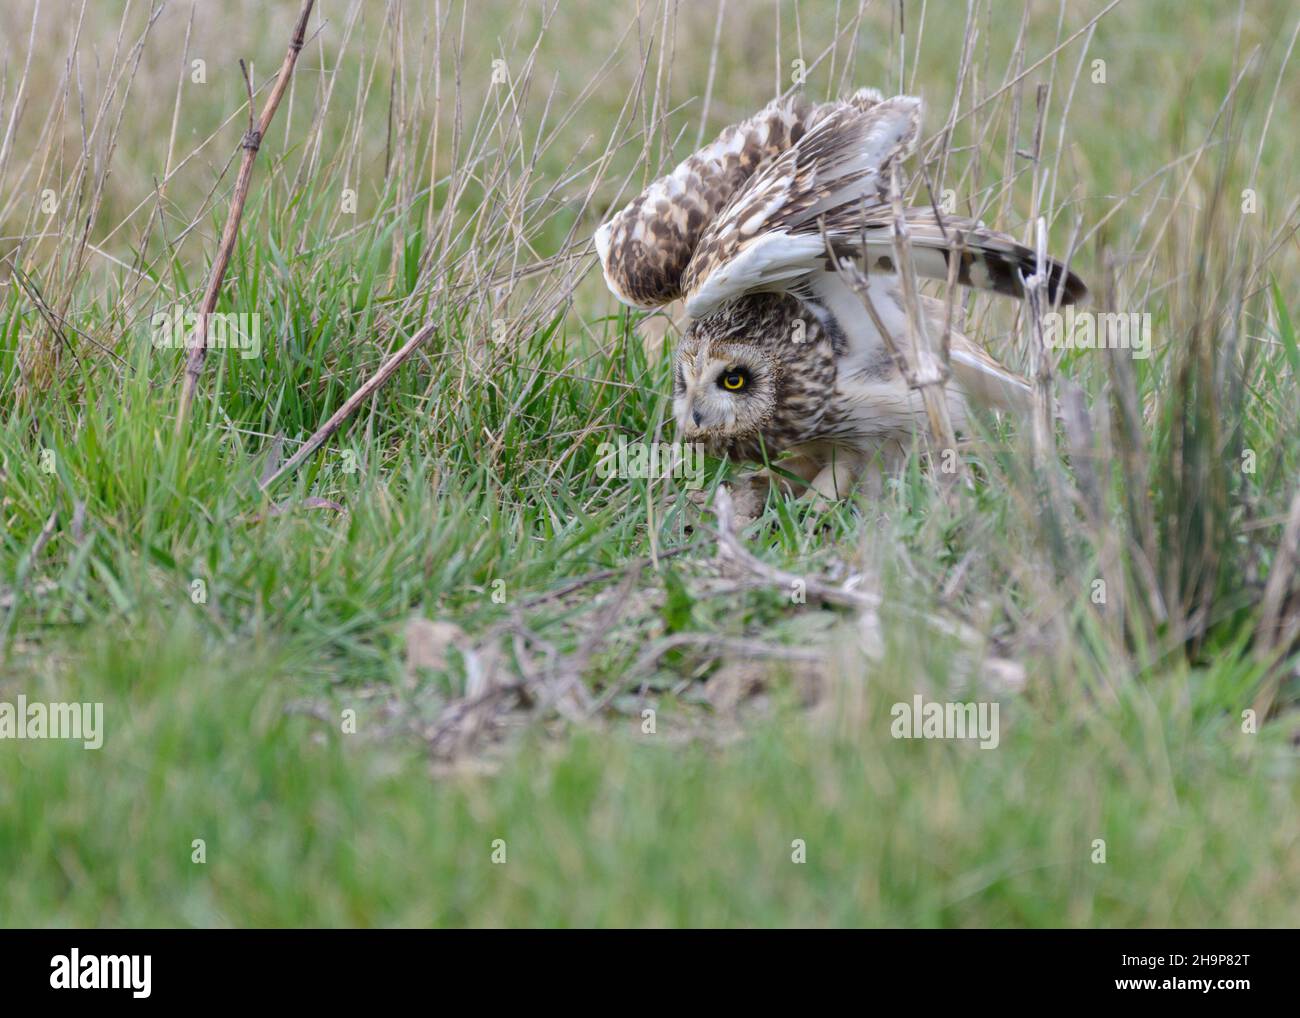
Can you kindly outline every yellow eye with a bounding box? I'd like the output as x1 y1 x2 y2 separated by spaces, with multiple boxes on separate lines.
721 369 747 391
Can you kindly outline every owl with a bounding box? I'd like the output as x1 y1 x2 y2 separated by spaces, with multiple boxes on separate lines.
594 89 1087 501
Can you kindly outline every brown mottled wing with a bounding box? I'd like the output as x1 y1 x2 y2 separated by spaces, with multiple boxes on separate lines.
680 94 921 317
594 95 818 309
594 90 888 309
680 93 1086 317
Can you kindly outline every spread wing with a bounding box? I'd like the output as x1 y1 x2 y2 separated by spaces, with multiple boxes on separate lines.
593 86 1087 418
679 93 1086 318
593 90 886 309
681 93 920 317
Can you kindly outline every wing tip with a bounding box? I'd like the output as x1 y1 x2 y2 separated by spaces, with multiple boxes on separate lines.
592 219 629 305
593 219 663 310
971 247 1089 306
1044 260 1089 306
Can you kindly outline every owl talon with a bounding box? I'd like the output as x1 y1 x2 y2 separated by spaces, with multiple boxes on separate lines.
805 449 869 504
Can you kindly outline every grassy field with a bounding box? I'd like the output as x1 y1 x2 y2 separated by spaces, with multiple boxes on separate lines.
1 0 1298 927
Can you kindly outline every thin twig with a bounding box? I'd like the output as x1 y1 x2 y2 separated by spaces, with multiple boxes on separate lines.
258 320 439 492
176 0 315 429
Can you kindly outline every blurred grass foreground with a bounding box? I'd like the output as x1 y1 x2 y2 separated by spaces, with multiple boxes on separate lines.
0 0 1298 927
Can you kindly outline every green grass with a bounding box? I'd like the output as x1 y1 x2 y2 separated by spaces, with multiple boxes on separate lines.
3 614 1296 927
1 0 1298 926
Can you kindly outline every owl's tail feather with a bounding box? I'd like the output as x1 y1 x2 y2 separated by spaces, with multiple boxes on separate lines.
844 210 1087 306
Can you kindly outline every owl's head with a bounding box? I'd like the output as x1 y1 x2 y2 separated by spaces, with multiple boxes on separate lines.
672 323 781 448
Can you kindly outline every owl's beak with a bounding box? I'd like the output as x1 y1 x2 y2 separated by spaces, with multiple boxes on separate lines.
676 396 702 439
674 397 690 434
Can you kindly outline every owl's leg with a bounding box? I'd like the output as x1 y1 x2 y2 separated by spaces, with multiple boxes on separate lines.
714 453 841 522
731 453 822 501
806 447 869 504
854 439 907 500
766 454 824 495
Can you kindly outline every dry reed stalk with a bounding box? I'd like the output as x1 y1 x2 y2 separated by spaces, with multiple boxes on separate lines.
176 0 315 430
1023 217 1056 475
821 171 963 486
257 319 439 492
886 163 961 471
1252 486 1300 719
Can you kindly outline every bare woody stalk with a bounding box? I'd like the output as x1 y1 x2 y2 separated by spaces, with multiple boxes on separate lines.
258 321 439 492
1023 217 1056 472
822 171 963 484
886 163 961 472
1022 215 1080 563
176 0 315 431
1252 484 1300 719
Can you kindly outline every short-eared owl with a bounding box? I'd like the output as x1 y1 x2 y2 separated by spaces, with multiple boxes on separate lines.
594 89 1086 501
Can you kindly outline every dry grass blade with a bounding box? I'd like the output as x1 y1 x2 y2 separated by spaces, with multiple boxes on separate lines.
1023 216 1057 475
819 179 962 487
1253 486 1300 718
886 162 960 474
